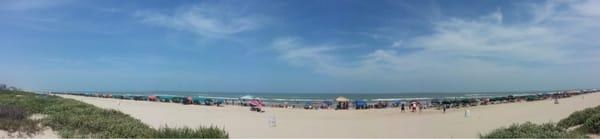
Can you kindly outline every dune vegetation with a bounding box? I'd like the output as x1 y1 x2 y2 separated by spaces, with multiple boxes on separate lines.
482 105 600 138
0 105 43 137
0 90 228 138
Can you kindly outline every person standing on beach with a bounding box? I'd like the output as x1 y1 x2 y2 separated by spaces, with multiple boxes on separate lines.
443 105 447 113
401 103 405 112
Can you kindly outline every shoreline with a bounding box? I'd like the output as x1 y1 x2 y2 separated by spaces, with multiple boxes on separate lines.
59 93 600 138
52 90 595 110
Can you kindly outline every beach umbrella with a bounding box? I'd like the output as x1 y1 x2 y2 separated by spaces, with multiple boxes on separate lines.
148 95 157 101
249 99 263 107
354 100 368 109
185 96 193 104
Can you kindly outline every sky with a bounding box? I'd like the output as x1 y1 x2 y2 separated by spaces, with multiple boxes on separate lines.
1 0 599 93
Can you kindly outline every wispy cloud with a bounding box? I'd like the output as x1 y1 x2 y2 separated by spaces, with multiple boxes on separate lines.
272 37 350 76
272 0 600 87
135 2 266 39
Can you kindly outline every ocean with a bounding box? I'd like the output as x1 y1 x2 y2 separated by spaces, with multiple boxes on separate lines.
64 90 556 102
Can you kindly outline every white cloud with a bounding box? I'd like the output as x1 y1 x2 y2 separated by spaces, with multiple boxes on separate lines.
135 2 264 38
273 0 600 90
409 17 569 64
391 40 403 48
272 37 352 76
571 0 600 17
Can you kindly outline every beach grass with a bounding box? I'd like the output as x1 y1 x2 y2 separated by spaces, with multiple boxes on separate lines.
480 122 587 138
558 105 600 129
0 105 43 137
0 90 228 138
583 114 600 134
482 105 600 138
154 125 229 138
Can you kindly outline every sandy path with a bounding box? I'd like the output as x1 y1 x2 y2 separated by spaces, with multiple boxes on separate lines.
60 93 600 138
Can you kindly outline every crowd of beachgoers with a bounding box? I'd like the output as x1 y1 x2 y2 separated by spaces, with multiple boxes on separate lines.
51 89 599 112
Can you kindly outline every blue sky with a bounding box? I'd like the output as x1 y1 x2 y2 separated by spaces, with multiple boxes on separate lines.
1 0 599 93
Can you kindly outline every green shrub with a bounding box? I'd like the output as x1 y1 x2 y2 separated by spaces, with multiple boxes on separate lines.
583 114 600 134
0 105 43 137
558 106 600 128
41 99 155 138
153 125 229 138
0 119 42 137
480 122 585 138
0 105 27 120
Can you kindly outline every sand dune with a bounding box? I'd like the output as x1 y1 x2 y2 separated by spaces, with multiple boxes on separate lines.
59 93 600 138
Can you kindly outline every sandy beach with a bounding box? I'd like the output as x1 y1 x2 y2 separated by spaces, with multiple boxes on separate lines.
59 93 600 138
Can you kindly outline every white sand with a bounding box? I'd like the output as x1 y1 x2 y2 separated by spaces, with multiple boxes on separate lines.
0 129 58 139
1 114 58 139
59 93 600 138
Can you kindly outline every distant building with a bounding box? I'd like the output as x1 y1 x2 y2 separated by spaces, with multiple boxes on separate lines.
0 84 6 90
7 86 19 91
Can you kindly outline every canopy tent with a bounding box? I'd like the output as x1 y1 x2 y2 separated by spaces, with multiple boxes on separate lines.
490 96 507 102
525 95 542 101
156 95 176 102
240 95 255 100
335 96 350 110
335 96 350 102
203 98 215 105
112 94 123 99
132 95 148 101
192 96 209 104
170 96 186 103
214 99 224 105
122 94 133 100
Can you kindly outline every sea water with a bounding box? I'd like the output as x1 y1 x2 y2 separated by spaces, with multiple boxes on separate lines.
66 90 554 102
